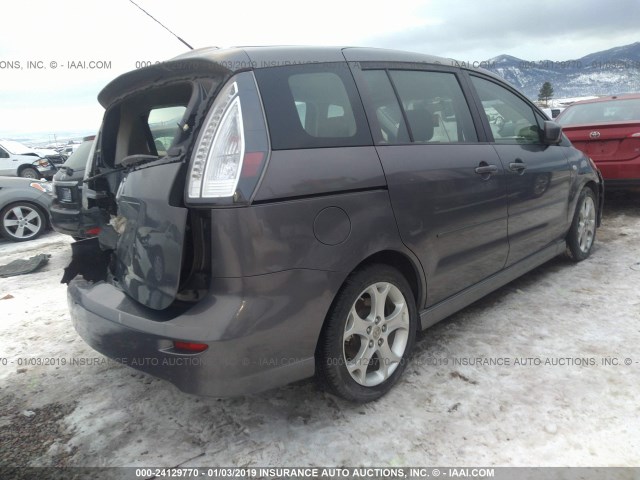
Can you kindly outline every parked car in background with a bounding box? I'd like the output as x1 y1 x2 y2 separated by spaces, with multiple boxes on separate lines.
66 46 603 402
60 142 82 157
0 140 56 179
33 147 68 167
556 94 640 186
541 107 564 119
0 177 52 241
49 136 102 239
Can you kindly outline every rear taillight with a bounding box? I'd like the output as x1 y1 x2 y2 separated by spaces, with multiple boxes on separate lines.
202 96 244 197
186 72 269 205
188 81 242 199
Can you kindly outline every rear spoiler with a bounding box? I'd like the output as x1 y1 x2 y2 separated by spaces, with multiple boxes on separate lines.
98 58 232 108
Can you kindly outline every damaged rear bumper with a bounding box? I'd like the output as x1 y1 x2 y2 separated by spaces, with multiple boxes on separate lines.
67 268 341 396
49 204 102 238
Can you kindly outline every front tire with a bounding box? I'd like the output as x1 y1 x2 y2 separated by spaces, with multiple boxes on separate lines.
0 202 46 242
566 187 597 262
19 167 39 179
316 264 418 402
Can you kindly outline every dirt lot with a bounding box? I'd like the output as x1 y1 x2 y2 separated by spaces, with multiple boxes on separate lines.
1 190 639 470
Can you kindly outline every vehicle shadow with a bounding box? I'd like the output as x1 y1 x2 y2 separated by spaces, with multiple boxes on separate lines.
603 187 640 217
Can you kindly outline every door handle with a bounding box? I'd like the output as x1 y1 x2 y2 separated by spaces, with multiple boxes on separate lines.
475 164 498 175
509 159 527 173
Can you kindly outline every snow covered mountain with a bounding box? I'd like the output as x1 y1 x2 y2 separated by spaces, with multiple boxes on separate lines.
483 42 640 100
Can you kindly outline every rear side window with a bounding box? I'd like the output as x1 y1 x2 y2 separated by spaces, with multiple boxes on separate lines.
557 98 640 125
255 63 372 150
288 72 356 137
471 76 541 145
362 69 478 144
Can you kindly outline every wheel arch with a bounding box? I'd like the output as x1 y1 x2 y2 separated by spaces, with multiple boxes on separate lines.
17 164 40 178
315 248 426 356
1 199 46 216
354 250 425 311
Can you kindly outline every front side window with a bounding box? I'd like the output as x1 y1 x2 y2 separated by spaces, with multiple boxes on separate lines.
471 76 541 145
0 147 9 159
362 69 478 144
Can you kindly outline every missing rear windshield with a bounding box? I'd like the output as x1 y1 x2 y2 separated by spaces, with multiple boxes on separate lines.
148 106 187 155
99 82 194 169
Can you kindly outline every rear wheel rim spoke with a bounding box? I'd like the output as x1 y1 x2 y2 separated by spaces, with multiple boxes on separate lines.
343 281 410 387
577 196 595 253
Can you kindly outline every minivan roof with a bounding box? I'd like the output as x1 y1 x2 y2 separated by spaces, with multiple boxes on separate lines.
98 46 502 108
172 45 454 67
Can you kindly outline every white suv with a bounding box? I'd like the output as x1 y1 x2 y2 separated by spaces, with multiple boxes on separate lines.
0 140 56 179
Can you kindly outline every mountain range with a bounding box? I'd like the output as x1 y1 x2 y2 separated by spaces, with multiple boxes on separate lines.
483 41 640 101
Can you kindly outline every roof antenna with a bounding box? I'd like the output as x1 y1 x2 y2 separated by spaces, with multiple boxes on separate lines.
128 0 194 50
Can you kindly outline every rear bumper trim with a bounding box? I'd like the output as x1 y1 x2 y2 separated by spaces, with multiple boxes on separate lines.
67 268 341 396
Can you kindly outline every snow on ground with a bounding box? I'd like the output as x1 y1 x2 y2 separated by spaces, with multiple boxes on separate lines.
0 190 639 470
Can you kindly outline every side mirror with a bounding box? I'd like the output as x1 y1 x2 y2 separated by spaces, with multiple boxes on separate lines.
543 121 562 145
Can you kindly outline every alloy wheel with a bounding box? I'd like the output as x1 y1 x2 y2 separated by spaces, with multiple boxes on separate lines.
3 205 43 240
577 195 596 253
342 282 410 387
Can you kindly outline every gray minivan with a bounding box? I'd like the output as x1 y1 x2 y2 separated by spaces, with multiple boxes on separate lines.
65 46 603 402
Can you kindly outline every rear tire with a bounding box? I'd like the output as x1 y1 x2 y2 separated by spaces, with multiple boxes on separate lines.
566 187 597 262
316 264 418 402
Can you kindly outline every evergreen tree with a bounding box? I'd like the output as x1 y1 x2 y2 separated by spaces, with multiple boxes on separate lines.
538 82 554 106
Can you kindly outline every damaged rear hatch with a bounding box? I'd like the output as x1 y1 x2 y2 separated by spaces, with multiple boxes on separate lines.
65 55 237 310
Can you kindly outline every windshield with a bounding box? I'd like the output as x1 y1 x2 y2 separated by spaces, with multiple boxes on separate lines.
62 140 94 169
0 140 36 155
558 98 640 125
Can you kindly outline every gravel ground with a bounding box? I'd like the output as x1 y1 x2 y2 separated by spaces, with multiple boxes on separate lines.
0 189 639 472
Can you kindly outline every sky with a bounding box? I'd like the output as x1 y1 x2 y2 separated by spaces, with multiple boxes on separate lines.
1 0 638 142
